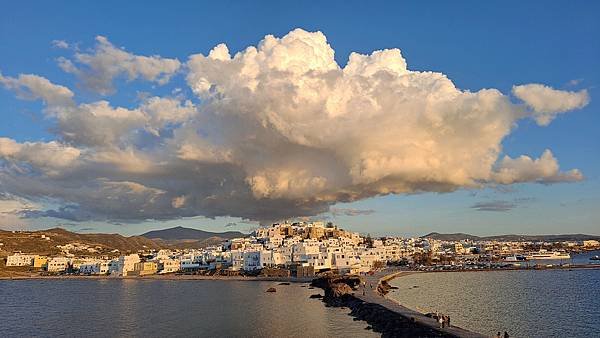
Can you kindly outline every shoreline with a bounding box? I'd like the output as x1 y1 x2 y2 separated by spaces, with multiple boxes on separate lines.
2 263 597 281
411 263 600 274
3 263 597 280
0 273 313 283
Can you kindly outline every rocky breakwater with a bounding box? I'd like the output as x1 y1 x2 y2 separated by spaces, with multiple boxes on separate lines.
311 274 361 304
311 274 457 338
377 279 397 295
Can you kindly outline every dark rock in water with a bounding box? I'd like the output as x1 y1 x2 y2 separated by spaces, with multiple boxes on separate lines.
309 294 323 299
266 287 276 293
328 283 353 298
311 274 363 290
311 275 364 307
377 280 393 295
278 282 290 285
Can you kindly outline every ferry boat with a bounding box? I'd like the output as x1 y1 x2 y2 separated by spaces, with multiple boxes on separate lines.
503 255 526 262
525 250 570 260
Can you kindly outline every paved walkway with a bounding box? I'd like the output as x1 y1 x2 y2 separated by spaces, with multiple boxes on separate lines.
356 269 486 338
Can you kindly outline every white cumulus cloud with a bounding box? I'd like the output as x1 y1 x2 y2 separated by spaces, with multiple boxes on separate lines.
492 149 583 184
0 29 589 224
512 84 589 125
0 72 74 107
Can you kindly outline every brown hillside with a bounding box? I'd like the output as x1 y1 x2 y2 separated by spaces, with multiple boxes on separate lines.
0 228 164 258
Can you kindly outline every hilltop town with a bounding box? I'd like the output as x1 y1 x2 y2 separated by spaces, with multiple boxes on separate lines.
1 221 599 278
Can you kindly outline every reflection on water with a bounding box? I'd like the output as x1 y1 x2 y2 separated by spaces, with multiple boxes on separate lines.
0 280 378 338
388 260 600 338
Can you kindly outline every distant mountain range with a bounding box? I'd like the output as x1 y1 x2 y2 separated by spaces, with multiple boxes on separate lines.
141 226 246 248
0 226 248 258
422 232 600 242
0 227 163 257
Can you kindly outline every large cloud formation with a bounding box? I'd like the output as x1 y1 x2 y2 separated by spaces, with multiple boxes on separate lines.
0 29 589 223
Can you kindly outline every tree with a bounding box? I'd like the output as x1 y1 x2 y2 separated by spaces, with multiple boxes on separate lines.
365 234 374 248
413 251 433 266
373 261 386 270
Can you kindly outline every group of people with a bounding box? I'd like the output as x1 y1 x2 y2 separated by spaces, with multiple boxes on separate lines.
433 312 451 328
361 281 374 296
432 311 509 337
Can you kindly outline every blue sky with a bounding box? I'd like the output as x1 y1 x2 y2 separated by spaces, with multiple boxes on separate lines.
0 1 598 236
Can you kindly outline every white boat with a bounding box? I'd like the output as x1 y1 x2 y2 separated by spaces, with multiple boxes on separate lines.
503 254 526 262
525 250 570 260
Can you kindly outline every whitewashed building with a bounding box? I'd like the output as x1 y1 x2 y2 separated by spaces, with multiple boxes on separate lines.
47 257 70 272
243 250 273 271
108 259 120 274
117 254 140 276
6 253 35 266
229 250 244 270
155 250 173 260
159 259 181 274
79 263 101 274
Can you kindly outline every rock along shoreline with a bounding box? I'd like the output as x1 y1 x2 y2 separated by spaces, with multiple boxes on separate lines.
311 271 485 338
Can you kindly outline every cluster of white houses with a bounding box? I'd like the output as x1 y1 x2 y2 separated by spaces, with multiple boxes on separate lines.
5 251 182 276
5 222 421 276
5 222 600 276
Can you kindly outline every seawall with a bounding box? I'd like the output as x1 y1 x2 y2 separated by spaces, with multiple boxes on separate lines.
312 271 485 338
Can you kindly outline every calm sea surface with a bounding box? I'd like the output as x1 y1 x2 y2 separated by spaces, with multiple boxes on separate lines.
0 279 378 338
388 251 600 338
